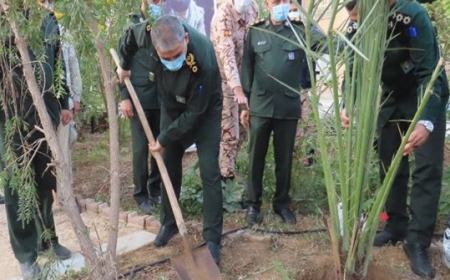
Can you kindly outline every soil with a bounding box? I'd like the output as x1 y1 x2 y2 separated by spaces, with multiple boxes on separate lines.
71 132 450 280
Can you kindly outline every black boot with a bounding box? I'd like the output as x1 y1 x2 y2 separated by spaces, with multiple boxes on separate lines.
274 208 297 225
40 241 72 260
206 241 221 265
403 242 435 279
373 230 404 247
138 200 155 215
245 206 262 225
154 224 179 247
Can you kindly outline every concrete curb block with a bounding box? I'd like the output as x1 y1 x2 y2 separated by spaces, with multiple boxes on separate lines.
75 196 159 232
85 198 99 214
145 215 160 230
75 195 86 212
98 203 111 218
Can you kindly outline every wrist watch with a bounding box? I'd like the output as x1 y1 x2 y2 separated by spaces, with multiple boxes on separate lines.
418 120 434 133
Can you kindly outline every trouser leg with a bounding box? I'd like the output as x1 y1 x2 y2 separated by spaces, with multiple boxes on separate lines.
272 119 298 210
159 141 184 227
146 109 162 197
246 116 272 210
130 112 151 204
57 122 72 193
1 128 38 263
407 118 445 246
378 120 410 236
33 138 57 246
219 85 247 179
197 128 223 244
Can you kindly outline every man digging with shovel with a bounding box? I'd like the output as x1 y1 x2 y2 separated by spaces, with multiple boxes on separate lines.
117 15 223 266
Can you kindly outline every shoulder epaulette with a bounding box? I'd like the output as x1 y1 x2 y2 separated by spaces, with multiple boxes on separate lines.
251 18 265 26
346 21 358 35
388 12 412 29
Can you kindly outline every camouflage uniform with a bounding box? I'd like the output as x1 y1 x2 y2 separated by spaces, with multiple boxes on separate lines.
210 0 258 179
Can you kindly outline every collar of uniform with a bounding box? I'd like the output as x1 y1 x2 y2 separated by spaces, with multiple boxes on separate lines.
390 0 404 11
227 0 250 22
265 18 286 32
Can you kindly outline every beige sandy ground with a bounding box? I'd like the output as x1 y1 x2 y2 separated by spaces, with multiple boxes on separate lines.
0 202 146 280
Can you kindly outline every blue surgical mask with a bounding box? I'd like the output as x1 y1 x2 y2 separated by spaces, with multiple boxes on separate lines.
148 4 162 18
161 52 186 72
272 3 290 22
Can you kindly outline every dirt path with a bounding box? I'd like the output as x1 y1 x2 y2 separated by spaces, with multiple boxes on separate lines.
0 203 143 279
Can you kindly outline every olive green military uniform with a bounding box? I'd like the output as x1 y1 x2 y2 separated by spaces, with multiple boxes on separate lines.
0 12 69 264
240 18 325 211
118 22 224 244
346 0 449 247
118 12 161 205
381 0 448 247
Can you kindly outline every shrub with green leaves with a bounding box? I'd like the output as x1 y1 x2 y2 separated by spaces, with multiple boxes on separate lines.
180 163 245 215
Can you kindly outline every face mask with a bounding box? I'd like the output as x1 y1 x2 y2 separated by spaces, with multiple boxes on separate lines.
235 0 252 14
289 11 300 20
148 4 162 18
161 52 186 71
272 3 289 22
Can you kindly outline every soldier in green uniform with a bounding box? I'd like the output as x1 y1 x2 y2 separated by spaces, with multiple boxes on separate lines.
240 0 326 225
118 1 162 215
116 15 223 264
0 3 72 278
342 1 449 278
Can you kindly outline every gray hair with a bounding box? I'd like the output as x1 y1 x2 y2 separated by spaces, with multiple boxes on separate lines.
151 16 185 52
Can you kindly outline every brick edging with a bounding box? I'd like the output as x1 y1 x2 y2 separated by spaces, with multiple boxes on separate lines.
75 195 160 231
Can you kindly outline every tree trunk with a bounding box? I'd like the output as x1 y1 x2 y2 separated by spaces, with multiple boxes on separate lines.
0 3 111 279
85 14 121 267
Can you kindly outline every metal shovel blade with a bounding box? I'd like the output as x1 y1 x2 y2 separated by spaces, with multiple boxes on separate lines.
171 246 221 280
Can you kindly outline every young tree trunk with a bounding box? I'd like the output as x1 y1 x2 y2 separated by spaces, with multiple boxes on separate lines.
0 5 111 279
85 15 121 266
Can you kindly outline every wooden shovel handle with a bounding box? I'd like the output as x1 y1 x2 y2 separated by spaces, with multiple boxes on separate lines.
110 49 190 245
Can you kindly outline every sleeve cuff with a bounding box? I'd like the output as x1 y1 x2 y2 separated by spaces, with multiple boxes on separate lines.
120 58 131 71
73 95 81 103
418 120 434 133
228 78 242 91
120 86 131 101
157 134 168 147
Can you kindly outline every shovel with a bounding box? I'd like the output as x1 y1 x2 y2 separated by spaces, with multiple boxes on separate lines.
110 49 221 280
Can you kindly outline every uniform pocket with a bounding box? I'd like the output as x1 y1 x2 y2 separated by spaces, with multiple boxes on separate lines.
282 42 302 62
130 76 150 87
284 89 300 98
254 42 271 53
